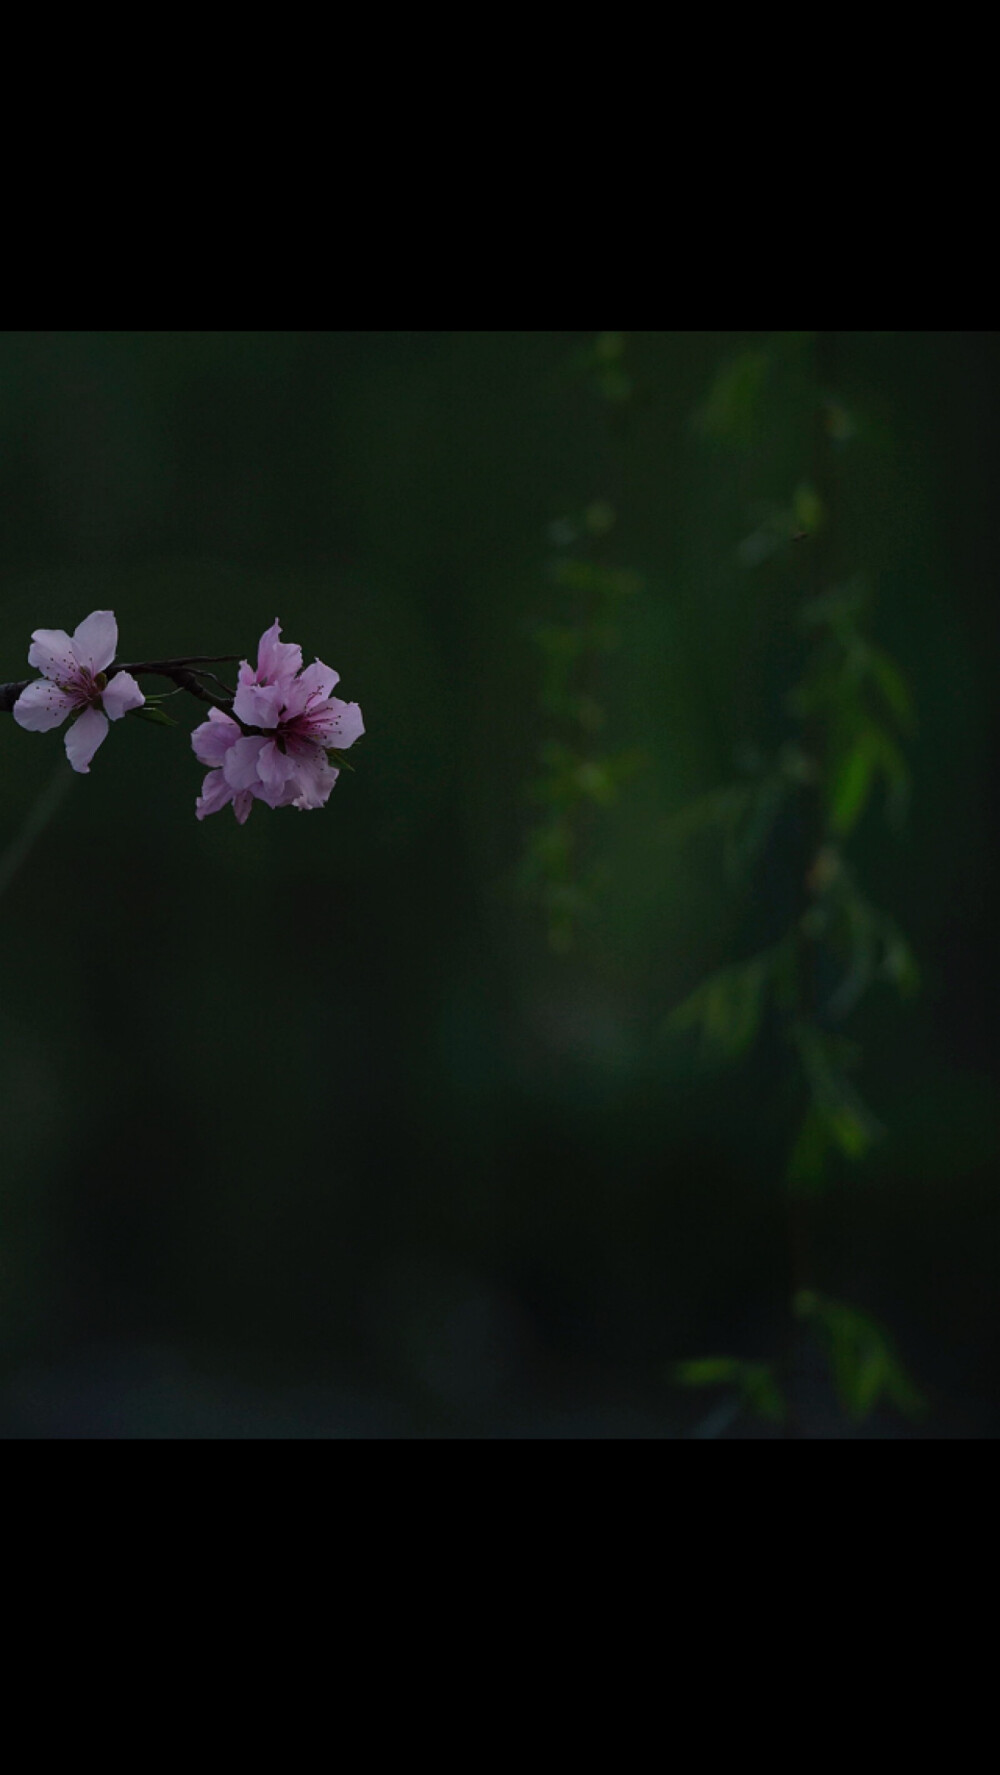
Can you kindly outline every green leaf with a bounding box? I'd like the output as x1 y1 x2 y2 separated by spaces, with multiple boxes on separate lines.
881 927 920 998
662 770 786 876
662 784 753 842
829 733 878 835
674 1357 787 1424
131 705 178 727
674 1357 744 1387
793 481 825 535
573 761 616 805
883 1361 928 1418
825 1102 874 1160
792 1023 882 1159
668 951 774 1062
551 560 643 599
595 331 625 362
742 1364 787 1424
799 578 869 630
696 349 769 442
796 1293 926 1422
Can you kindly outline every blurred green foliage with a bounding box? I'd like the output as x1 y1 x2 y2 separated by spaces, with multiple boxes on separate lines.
794 1290 926 1421
665 332 932 1430
520 334 648 952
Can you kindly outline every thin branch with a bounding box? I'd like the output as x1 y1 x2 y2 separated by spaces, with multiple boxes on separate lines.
183 666 237 698
107 655 240 676
1 656 246 724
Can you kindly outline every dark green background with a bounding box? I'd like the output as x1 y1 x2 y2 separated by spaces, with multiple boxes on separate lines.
0 331 995 1436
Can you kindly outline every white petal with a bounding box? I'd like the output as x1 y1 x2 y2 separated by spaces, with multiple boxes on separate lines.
27 628 78 680
196 769 234 820
233 680 283 728
13 679 77 732
100 670 144 720
299 659 340 701
64 706 109 773
72 610 118 672
223 735 267 791
191 708 240 767
256 739 296 796
325 699 365 750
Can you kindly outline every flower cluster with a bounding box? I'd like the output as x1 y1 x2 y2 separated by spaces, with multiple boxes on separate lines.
191 619 364 823
12 611 145 771
9 610 363 824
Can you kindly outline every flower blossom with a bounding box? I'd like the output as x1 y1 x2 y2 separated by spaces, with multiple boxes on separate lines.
191 619 363 823
13 611 145 772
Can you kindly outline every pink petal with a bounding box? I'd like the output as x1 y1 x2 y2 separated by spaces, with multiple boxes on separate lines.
301 659 340 699
223 735 268 791
276 675 309 719
12 679 78 732
322 698 365 750
233 790 254 824
100 670 144 720
191 707 241 766
233 679 284 728
64 706 109 773
281 657 339 719
196 769 233 819
256 618 303 688
288 749 340 810
256 738 296 797
72 610 118 673
27 628 78 680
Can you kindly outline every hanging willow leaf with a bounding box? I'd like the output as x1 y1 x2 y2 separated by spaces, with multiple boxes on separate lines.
791 1023 882 1159
674 1357 787 1424
799 578 869 630
662 769 787 878
880 923 920 998
828 732 879 835
695 348 769 442
550 560 643 599
668 950 776 1062
794 1292 926 1421
661 783 754 842
793 481 825 535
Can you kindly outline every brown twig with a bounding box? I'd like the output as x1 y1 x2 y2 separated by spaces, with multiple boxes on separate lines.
1 655 246 724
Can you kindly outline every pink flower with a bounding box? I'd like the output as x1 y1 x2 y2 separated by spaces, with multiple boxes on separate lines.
13 610 145 772
191 619 364 822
